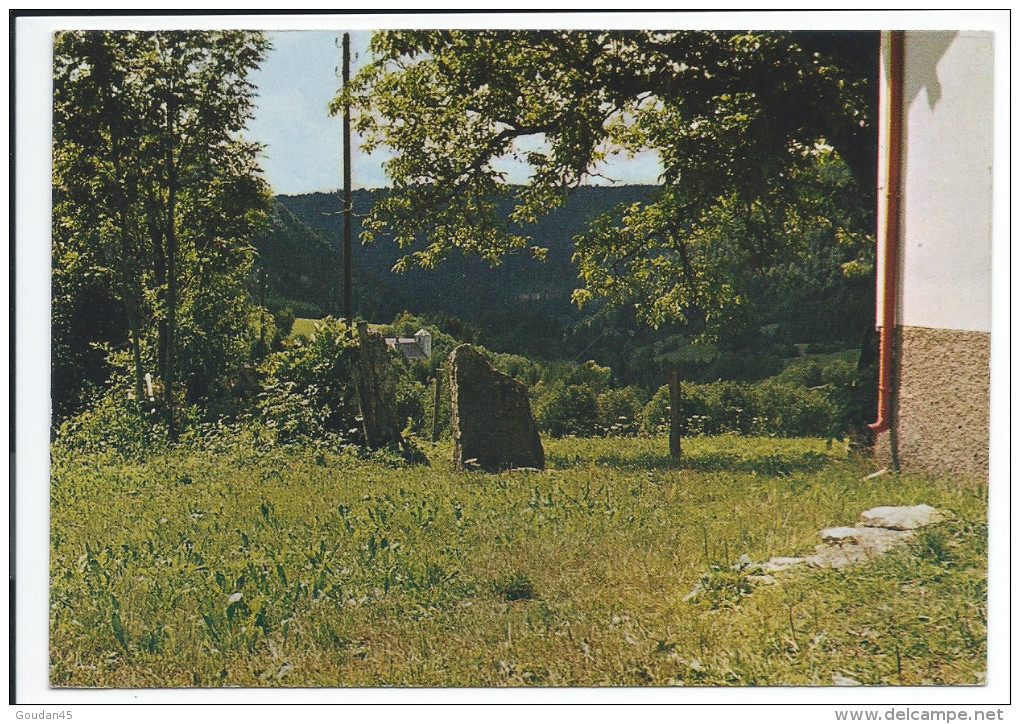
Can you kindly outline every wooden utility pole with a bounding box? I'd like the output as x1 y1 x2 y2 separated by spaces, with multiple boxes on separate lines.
341 31 354 329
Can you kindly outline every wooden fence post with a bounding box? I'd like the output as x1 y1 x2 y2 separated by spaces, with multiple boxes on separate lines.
432 371 443 443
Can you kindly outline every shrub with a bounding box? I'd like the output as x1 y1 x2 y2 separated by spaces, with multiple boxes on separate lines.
640 378 838 439
640 385 671 435
489 351 543 387
258 317 360 443
54 389 169 458
596 387 645 436
272 307 296 347
395 377 427 435
751 380 838 438
566 360 614 395
537 384 598 438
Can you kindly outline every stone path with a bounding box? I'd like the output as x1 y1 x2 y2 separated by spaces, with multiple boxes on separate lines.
685 504 946 600
765 503 944 572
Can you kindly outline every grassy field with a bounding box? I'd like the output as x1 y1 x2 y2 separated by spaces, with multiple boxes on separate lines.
289 318 386 339
49 434 986 688
288 317 321 339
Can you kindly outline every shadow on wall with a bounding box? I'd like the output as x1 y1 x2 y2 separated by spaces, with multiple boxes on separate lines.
904 30 958 110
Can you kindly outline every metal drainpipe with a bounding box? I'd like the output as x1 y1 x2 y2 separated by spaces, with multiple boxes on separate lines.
869 30 905 436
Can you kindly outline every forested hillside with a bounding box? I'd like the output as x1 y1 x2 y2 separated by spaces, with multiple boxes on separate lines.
256 186 657 355
256 185 875 388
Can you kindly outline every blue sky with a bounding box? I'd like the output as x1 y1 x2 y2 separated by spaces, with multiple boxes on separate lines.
245 30 662 195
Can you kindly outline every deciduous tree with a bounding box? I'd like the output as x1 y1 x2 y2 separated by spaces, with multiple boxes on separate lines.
53 30 271 432
335 29 878 456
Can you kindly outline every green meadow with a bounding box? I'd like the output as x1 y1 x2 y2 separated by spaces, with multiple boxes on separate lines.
50 434 986 688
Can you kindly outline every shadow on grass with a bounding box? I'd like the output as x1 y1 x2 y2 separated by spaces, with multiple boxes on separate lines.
547 449 833 477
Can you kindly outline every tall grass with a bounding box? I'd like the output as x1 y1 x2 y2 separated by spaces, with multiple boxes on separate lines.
49 435 986 687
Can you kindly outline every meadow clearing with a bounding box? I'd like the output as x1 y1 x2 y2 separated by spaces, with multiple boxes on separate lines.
49 434 987 688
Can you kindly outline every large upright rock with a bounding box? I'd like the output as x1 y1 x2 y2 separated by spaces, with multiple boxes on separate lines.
355 324 403 450
449 344 545 472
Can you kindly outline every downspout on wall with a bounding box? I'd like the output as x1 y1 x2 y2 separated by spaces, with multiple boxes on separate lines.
868 30 905 441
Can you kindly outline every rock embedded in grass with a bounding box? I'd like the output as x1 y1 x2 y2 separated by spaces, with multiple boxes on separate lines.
688 504 950 598
859 504 943 530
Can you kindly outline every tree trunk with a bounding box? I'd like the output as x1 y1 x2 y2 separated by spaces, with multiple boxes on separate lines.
121 295 146 413
107 96 147 418
668 361 683 460
163 147 180 439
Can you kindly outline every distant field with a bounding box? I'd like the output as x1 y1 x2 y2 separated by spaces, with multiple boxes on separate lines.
49 435 986 687
289 318 386 340
288 317 321 339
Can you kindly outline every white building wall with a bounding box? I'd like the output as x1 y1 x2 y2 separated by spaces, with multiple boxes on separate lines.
885 31 994 333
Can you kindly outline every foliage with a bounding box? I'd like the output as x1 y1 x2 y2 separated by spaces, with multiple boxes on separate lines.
52 30 271 430
595 387 645 437
335 30 877 331
271 307 296 348
487 351 543 387
257 318 360 443
565 360 614 396
267 189 874 396
54 389 168 460
536 384 599 438
50 434 985 687
642 379 839 439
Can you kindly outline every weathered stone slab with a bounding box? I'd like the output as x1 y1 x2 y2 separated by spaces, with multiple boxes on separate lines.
762 556 807 573
860 504 943 530
811 525 914 568
355 326 404 450
821 525 912 549
684 501 949 597
449 344 545 473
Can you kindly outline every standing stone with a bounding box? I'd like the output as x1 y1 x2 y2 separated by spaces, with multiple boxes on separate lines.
449 344 545 472
355 324 403 450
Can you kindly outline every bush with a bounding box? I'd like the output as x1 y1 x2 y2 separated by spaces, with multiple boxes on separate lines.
640 385 671 435
566 360 613 395
640 378 838 439
537 384 598 438
54 389 169 458
395 377 427 435
272 307 296 348
258 317 361 443
596 387 644 436
751 380 838 438
489 351 543 387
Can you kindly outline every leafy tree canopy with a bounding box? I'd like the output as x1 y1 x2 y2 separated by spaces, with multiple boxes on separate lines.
335 30 877 329
53 30 272 424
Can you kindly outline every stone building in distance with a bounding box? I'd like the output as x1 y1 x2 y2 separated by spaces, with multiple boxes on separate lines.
384 328 432 361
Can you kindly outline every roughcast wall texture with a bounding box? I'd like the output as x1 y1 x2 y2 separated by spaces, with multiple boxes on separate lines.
878 326 990 477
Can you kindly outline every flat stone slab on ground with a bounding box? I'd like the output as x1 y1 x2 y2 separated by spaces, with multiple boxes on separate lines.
685 502 948 594
859 504 943 530
762 556 807 572
820 526 911 546
820 525 912 550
